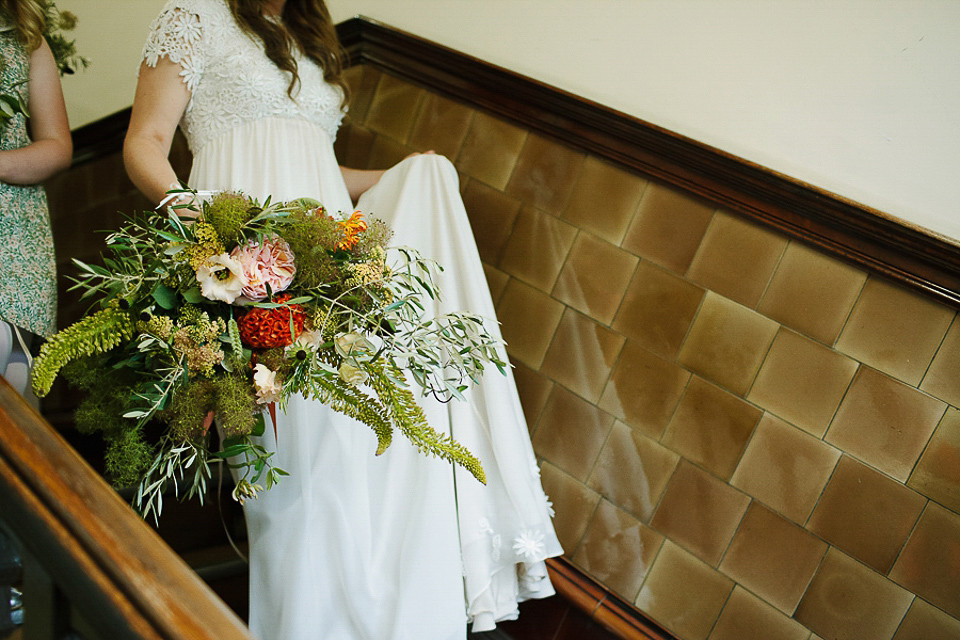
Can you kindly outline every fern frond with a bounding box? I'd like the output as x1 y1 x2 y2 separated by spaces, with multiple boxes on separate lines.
31 306 135 397
303 370 394 454
368 363 486 484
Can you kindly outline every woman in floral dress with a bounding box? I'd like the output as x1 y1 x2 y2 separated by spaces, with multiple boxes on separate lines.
0 0 72 397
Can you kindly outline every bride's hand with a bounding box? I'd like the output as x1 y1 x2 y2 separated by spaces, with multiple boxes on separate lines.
404 150 436 160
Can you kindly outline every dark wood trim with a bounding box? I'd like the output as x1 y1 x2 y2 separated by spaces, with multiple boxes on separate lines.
337 17 960 308
546 558 673 639
71 107 131 166
0 378 254 640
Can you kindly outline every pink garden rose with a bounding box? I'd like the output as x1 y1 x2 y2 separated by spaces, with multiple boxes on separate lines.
230 235 296 301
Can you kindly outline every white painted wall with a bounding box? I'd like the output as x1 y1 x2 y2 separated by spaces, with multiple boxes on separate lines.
57 0 960 241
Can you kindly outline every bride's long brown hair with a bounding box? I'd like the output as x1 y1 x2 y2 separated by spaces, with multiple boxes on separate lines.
0 0 47 51
227 0 348 103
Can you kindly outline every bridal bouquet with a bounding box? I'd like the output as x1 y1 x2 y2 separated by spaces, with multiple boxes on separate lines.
31 190 504 520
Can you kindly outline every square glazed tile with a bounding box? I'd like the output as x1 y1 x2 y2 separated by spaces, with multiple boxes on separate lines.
495 279 565 370
757 241 867 346
826 367 946 481
333 120 375 170
890 503 960 620
572 499 664 601
636 541 734 640
455 111 528 191
612 260 706 360
620 182 715 275
678 292 780 396
365 134 414 170
708 587 811 640
908 408 960 515
587 422 680 522
808 456 926 574
499 206 578 293
892 598 960 640
650 460 751 566
795 548 912 640
730 414 841 525
539 461 601 554
920 317 960 408
551 232 639 325
505 133 585 217
719 503 827 614
747 328 859 437
460 179 522 265
532 386 615 481
562 156 647 245
661 377 762 481
342 65 381 125
540 309 626 404
597 340 690 440
406 93 474 158
510 358 554 435
363 73 424 142
482 264 509 305
687 210 788 308
835 277 955 386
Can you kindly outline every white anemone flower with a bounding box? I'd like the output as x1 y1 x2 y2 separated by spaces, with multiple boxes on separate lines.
253 364 283 404
196 253 248 303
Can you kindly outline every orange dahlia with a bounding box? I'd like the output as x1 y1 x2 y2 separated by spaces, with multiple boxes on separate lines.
236 295 306 349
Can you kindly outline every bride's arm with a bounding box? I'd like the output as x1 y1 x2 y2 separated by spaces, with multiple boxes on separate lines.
123 59 191 206
340 166 385 203
340 151 435 203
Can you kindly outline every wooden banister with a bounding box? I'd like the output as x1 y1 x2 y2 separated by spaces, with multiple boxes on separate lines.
0 378 253 640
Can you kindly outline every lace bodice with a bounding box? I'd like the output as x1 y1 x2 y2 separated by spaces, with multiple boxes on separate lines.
142 0 344 152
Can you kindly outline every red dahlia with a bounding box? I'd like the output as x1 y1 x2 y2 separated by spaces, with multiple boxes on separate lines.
236 295 306 349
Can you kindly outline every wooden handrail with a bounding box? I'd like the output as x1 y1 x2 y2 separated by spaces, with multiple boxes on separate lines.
0 378 253 640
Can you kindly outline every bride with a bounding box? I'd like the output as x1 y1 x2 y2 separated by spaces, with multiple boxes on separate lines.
123 1 562 638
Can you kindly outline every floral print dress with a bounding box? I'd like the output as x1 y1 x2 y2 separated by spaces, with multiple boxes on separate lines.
0 28 57 337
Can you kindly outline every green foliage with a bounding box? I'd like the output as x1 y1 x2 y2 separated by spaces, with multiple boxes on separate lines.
167 378 216 441
213 373 258 436
41 2 89 75
302 365 394 455
368 363 486 484
104 426 154 487
31 306 135 397
62 358 154 487
276 209 346 289
204 191 254 246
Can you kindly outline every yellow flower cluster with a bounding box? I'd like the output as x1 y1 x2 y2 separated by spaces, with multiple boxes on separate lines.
141 314 174 340
181 222 225 270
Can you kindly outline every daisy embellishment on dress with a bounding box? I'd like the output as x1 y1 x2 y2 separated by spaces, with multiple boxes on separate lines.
513 530 546 561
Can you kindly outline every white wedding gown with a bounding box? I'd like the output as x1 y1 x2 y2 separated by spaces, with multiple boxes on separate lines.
142 2 562 639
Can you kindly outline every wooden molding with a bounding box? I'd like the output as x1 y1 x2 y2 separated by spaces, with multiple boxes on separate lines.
337 17 960 308
0 378 254 640
546 557 674 639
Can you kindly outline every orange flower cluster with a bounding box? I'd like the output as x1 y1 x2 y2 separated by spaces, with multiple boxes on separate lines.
337 211 368 250
237 295 306 348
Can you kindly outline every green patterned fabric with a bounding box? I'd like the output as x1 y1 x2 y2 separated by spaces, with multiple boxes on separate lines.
0 29 57 337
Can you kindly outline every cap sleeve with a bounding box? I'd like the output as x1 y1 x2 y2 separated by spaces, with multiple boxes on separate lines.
141 1 205 91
